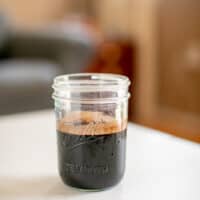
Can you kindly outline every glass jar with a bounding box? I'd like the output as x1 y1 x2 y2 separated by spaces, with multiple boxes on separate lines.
52 73 130 190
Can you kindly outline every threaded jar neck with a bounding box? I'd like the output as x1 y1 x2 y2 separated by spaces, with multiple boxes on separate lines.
52 73 130 103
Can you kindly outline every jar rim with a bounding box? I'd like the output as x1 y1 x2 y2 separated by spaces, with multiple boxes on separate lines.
52 73 130 91
52 73 131 102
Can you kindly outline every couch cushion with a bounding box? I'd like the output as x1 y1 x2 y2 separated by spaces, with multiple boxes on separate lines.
0 59 60 85
0 13 8 53
0 59 62 114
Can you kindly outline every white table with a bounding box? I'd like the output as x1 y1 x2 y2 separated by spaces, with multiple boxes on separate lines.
0 110 199 200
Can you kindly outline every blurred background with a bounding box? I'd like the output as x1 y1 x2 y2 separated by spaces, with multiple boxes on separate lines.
0 0 199 142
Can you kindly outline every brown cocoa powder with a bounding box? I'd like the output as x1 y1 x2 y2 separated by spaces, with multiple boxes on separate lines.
57 111 127 135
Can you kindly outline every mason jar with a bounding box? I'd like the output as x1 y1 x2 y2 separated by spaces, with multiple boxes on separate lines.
52 73 130 190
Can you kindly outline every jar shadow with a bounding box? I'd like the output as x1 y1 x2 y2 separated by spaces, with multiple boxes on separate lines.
0 176 84 199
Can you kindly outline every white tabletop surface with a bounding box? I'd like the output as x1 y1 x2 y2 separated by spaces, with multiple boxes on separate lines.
0 110 199 200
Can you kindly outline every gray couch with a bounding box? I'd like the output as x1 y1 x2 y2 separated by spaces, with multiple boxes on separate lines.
0 17 94 115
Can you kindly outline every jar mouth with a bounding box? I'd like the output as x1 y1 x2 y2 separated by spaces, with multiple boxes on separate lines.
52 73 131 102
52 73 130 91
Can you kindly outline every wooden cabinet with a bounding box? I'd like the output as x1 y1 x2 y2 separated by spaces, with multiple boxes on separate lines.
134 0 200 142
157 0 200 114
